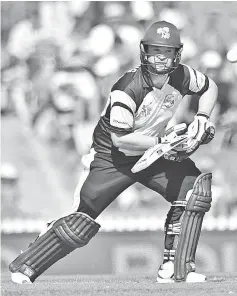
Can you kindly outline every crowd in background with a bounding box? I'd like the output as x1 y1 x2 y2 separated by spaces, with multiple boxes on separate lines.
1 1 237 220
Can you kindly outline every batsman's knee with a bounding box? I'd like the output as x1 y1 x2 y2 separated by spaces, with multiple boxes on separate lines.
9 212 100 282
52 212 100 247
185 173 212 212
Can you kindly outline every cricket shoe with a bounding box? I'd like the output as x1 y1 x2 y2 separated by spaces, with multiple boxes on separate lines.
10 221 56 285
11 272 32 284
156 261 206 283
156 261 175 283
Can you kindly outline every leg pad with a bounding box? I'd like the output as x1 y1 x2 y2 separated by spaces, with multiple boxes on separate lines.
9 212 100 282
174 173 212 281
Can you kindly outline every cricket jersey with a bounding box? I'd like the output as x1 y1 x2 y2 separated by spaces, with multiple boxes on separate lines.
91 64 209 156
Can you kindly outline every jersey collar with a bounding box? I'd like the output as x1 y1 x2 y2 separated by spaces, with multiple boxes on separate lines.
141 67 170 89
140 69 151 88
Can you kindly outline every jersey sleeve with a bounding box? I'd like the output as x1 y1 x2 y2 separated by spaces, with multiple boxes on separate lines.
110 90 136 135
183 64 209 96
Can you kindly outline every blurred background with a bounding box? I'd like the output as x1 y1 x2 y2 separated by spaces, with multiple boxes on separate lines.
1 1 237 275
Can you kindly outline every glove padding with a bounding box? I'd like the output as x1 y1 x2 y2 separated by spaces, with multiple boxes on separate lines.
164 114 215 162
131 123 188 173
161 123 188 143
163 123 190 161
163 124 190 162
186 113 215 151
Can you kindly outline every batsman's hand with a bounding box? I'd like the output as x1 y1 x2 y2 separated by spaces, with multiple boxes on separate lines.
163 123 189 162
186 112 215 152
163 115 215 162
131 125 188 173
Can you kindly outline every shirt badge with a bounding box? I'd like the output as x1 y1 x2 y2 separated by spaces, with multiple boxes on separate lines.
163 94 175 108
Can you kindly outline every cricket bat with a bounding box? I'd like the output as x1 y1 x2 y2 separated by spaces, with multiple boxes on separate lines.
131 135 188 173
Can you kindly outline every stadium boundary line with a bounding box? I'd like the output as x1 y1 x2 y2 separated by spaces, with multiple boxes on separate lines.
1 216 237 233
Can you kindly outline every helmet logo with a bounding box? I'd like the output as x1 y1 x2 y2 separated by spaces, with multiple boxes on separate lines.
157 27 170 39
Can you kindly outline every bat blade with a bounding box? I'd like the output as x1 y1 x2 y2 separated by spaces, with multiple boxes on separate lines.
131 135 188 173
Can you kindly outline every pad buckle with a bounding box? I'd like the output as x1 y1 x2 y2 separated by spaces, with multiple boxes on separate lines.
164 249 175 261
172 201 187 207
166 222 181 235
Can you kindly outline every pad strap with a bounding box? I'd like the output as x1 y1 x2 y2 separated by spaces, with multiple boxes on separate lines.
165 222 181 235
9 212 100 282
164 249 176 261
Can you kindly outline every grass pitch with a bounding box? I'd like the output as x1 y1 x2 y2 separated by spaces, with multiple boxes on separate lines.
1 273 237 296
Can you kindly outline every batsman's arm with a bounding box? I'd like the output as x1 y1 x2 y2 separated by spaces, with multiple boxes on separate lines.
111 132 158 151
197 78 218 117
165 104 185 131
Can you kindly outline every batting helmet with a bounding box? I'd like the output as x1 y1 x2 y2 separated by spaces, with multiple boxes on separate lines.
140 21 183 76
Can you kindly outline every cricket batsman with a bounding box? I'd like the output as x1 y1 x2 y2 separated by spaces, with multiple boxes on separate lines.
10 21 218 284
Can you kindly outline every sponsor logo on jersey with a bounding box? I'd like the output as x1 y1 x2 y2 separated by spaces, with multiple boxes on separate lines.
112 119 130 126
157 27 170 39
140 101 153 117
163 94 175 108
